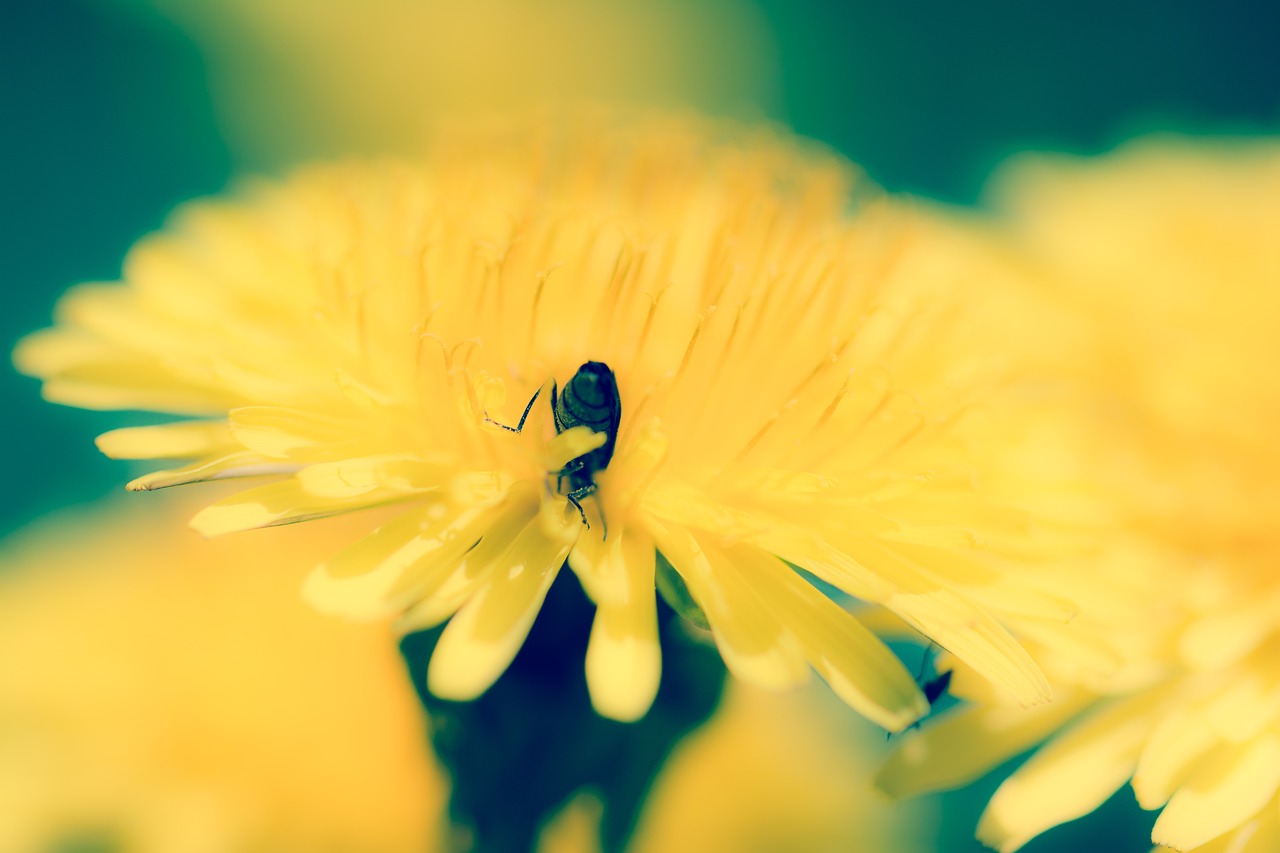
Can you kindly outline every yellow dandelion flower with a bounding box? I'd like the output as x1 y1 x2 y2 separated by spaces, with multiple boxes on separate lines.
17 114 1082 729
889 137 1280 852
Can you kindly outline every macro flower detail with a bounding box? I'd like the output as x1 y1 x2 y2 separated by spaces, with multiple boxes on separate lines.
17 115 1075 727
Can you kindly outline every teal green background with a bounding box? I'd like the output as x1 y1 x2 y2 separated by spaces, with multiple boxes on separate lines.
3 2 1277 850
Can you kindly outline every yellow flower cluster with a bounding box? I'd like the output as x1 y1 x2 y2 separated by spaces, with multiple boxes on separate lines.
16 114 1101 732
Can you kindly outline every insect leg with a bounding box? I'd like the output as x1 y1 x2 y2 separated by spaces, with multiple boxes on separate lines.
565 483 608 538
484 387 541 433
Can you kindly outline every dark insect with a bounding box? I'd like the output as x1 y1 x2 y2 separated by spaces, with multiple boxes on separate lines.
921 668 953 707
890 643 953 738
486 361 622 534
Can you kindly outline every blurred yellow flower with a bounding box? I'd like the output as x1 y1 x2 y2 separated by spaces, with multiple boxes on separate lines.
18 113 1098 730
0 499 440 853
119 0 777 164
0 499 935 852
888 137 1280 853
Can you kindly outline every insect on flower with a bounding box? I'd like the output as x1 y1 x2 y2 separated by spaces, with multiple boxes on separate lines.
486 361 622 534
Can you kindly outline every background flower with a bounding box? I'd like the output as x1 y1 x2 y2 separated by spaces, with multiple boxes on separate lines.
881 138 1280 853
118 0 777 168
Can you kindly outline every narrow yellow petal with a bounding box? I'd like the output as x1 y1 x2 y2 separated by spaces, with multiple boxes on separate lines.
1201 671 1280 745
302 504 457 618
42 360 234 415
296 455 446 499
584 529 661 722
1169 815 1271 853
877 695 1090 798
567 524 628 605
724 543 927 731
1153 734 1280 851
826 533 1050 704
126 452 297 491
229 405 373 459
12 327 115 376
395 490 540 632
978 689 1167 853
52 282 198 354
427 519 573 700
750 527 896 604
189 479 409 536
1133 706 1219 810
890 586 1051 707
887 542 1079 623
543 426 607 473
95 421 234 460
1179 590 1280 670
649 520 810 691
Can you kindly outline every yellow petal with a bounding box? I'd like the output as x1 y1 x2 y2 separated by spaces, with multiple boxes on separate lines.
42 359 234 415
724 543 927 731
1201 671 1280 744
584 529 661 722
395 489 540 632
53 282 199 354
889 585 1051 707
747 526 896 604
95 421 234 460
1169 814 1273 853
877 693 1091 798
302 504 466 618
426 518 573 700
1134 705 1219 810
296 455 447 499
649 520 810 691
543 425 607 472
13 327 115 376
189 479 409 536
126 452 297 491
834 534 1050 705
978 689 1166 853
1179 589 1280 670
567 524 628 605
1153 734 1280 851
229 405 373 459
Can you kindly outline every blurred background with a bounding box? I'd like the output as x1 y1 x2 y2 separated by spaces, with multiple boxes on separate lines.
2 1 1278 850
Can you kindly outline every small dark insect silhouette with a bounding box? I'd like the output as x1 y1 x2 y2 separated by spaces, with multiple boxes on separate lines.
890 643 953 738
921 668 953 707
486 361 622 534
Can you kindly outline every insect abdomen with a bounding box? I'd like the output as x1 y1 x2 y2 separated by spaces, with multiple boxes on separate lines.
554 361 621 469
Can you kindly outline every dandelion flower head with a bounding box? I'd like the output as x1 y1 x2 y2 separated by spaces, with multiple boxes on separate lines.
17 114 1083 727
